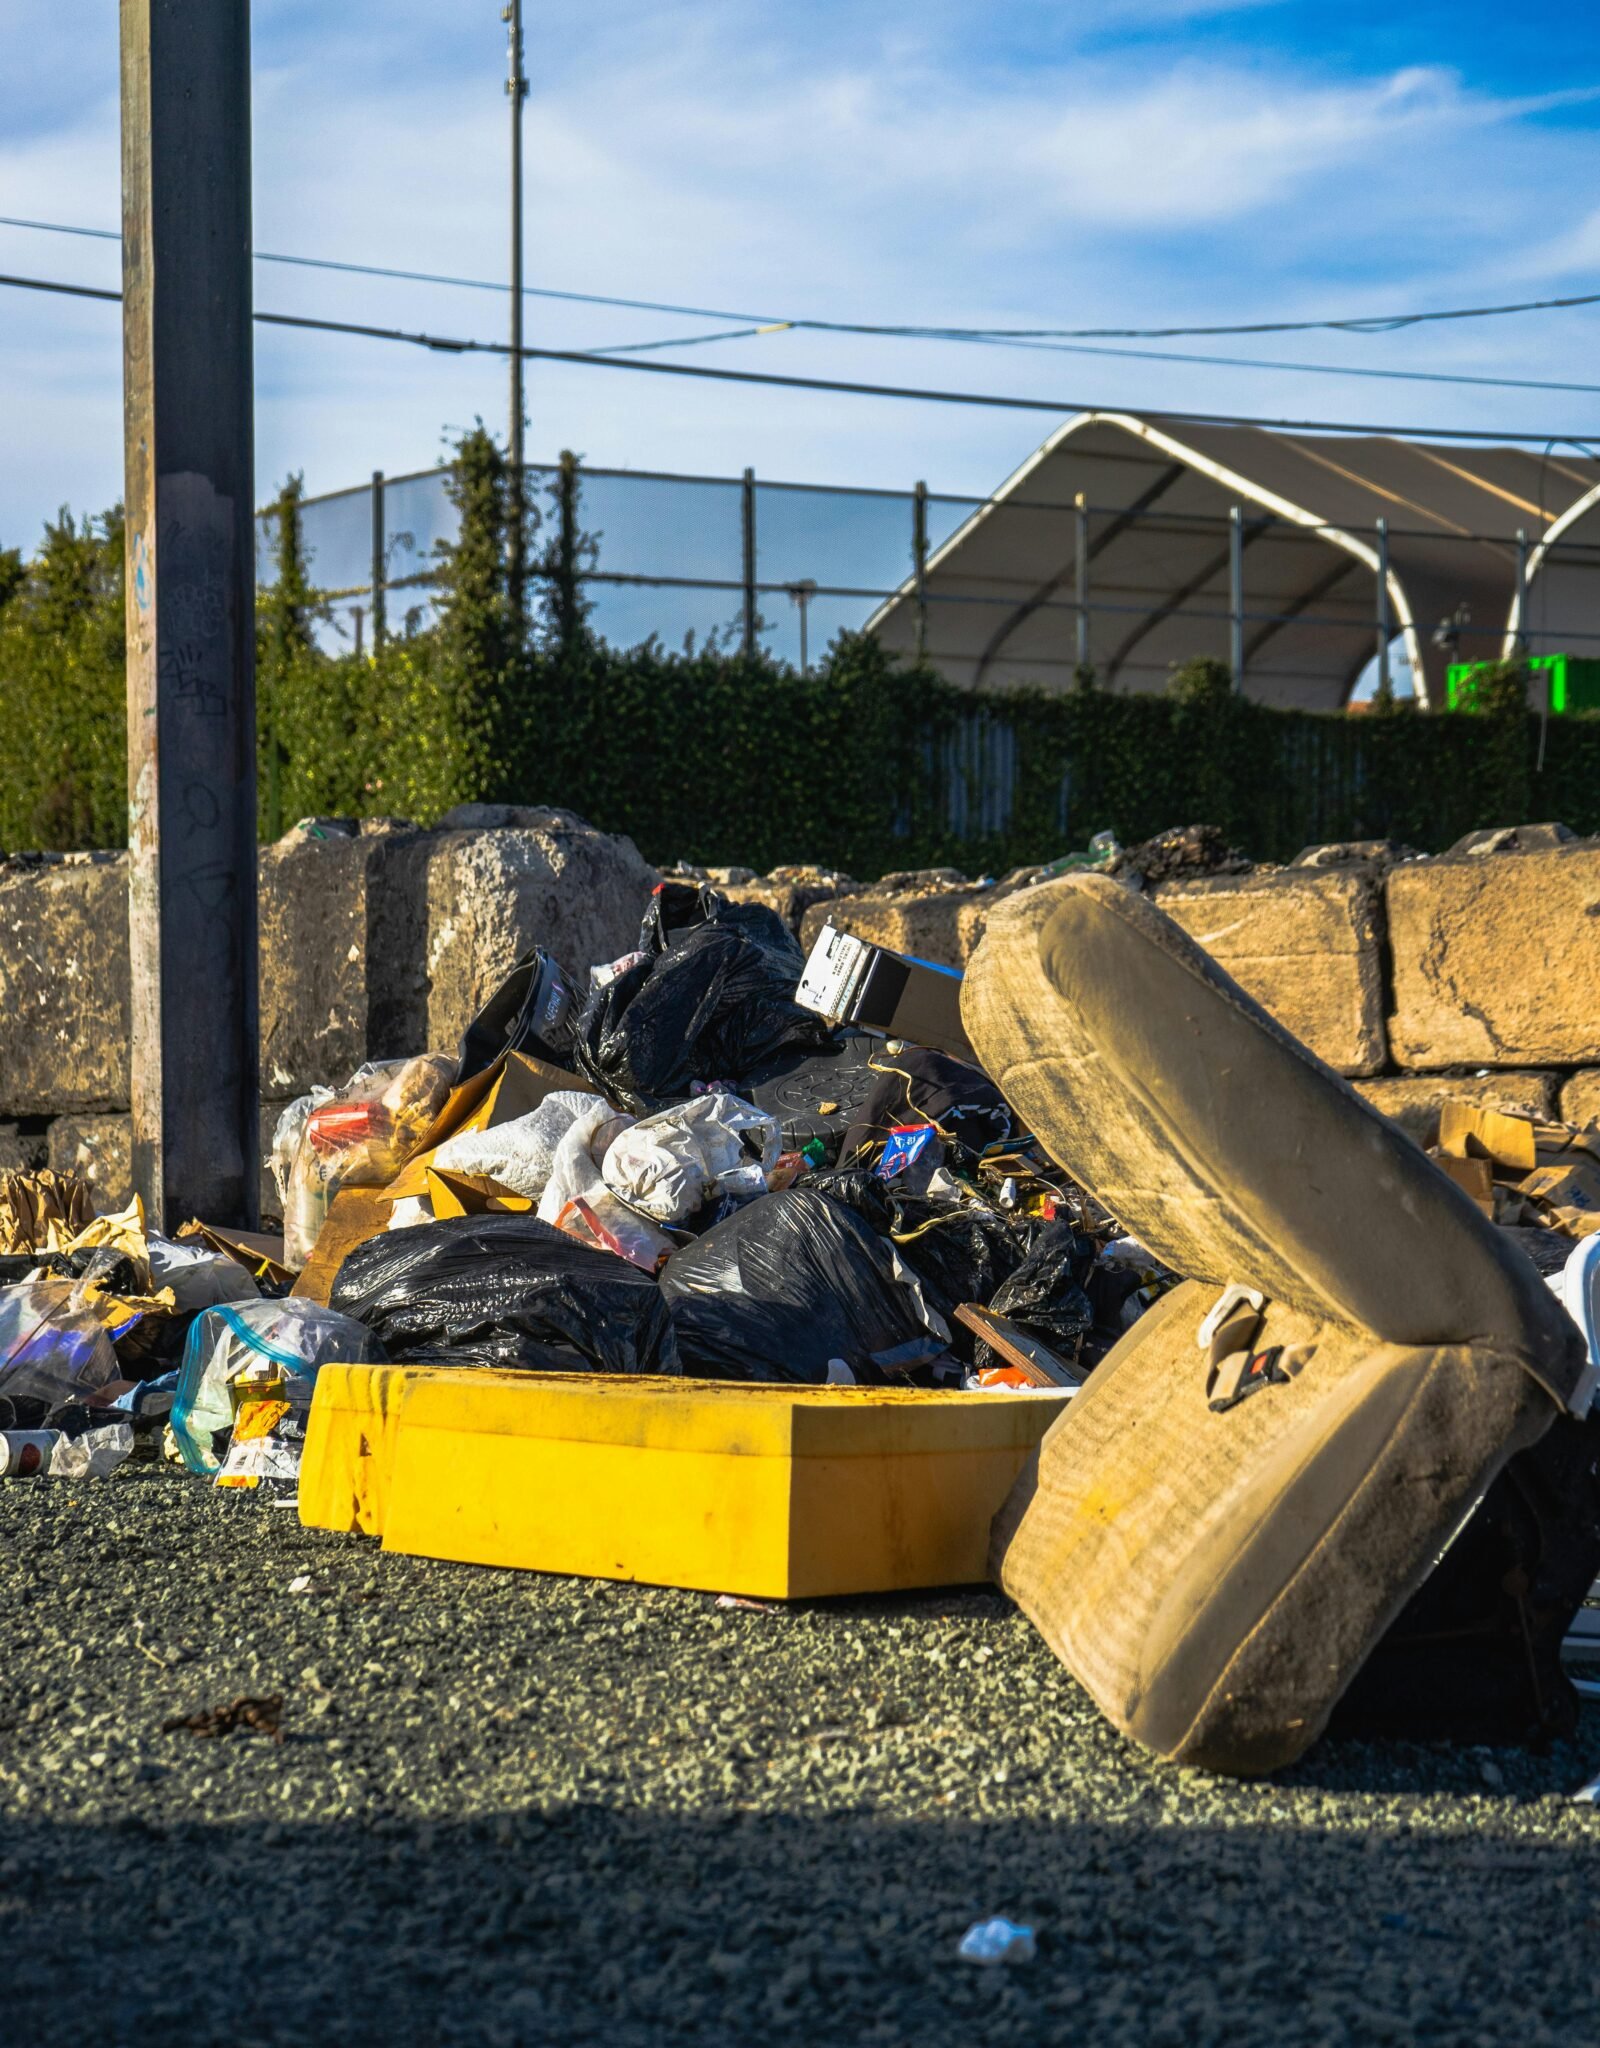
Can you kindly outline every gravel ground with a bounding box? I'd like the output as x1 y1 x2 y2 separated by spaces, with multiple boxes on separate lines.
3 1466 1599 2048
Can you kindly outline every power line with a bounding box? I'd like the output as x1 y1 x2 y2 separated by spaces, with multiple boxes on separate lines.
2 265 1595 448
4 208 1599 344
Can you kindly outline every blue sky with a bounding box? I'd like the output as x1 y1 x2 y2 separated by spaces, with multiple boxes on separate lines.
2 0 1598 551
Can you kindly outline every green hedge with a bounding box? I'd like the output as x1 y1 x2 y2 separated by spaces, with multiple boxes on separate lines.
4 432 1599 872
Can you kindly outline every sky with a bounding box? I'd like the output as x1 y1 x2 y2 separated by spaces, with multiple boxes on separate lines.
2 0 1599 557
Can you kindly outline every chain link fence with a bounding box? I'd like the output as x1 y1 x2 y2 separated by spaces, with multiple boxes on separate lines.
257 459 1600 705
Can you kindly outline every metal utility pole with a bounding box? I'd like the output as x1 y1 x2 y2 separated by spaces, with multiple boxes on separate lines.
505 0 529 635
120 0 259 1227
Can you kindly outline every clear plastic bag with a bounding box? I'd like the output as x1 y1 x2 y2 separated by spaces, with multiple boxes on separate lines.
170 1298 386 1478
431 1090 595 1199
0 1280 120 1429
146 1232 261 1313
285 1054 456 1266
270 1091 330 1210
601 1091 781 1224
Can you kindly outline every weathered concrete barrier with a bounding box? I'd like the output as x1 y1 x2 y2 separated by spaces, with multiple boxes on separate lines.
6 819 1600 1215
1387 843 1600 1070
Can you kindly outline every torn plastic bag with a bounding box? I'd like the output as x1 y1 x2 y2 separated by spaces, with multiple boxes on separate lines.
573 883 833 1114
841 1044 1021 1172
602 1093 781 1224
432 1090 595 1199
971 1221 1099 1376
456 947 578 1084
802 1168 1024 1360
329 1213 679 1374
0 1281 120 1429
170 1298 386 1478
660 1189 951 1384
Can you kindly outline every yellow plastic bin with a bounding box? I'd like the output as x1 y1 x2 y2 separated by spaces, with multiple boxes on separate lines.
299 1365 1068 1597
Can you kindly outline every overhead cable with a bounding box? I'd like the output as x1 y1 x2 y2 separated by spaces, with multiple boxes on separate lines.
2 266 1595 448
3 209 1598 342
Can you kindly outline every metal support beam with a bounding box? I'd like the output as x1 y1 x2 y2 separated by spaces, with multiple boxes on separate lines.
1515 527 1529 655
505 0 528 639
370 469 386 650
741 466 757 658
1074 492 1089 672
972 461 1186 687
1228 505 1245 685
1375 516 1391 700
912 479 928 661
121 0 258 1225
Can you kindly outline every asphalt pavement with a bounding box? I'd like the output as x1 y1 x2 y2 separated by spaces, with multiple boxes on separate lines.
3 1465 1598 2047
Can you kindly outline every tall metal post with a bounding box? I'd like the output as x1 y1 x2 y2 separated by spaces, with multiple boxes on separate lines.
1514 527 1529 655
1074 492 1089 672
741 467 757 658
1375 517 1392 699
1228 504 1245 684
370 469 387 650
504 1 528 638
121 0 258 1226
912 480 928 661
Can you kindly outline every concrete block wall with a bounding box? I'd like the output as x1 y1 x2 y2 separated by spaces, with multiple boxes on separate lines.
0 808 659 1221
2 820 1596 1220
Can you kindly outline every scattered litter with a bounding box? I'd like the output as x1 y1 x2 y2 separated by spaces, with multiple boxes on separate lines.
161 1695 284 1743
287 1575 313 1594
715 1593 776 1614
1571 1769 1600 1805
957 1917 1036 1966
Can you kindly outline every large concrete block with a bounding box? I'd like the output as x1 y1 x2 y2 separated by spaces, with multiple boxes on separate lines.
798 884 999 971
1561 1070 1600 1130
0 854 130 1114
1355 1070 1557 1150
1154 869 1388 1076
48 1113 134 1210
426 814 659 1051
258 821 434 1095
1387 845 1600 1070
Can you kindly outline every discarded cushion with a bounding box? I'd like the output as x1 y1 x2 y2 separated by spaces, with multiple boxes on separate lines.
965 872 1593 1776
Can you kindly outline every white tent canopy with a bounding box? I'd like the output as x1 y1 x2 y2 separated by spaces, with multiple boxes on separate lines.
869 413 1600 710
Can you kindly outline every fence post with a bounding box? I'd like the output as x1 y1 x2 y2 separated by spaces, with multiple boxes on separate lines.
557 449 579 659
1375 517 1392 701
370 469 386 651
1229 504 1244 686
1074 492 1089 672
1515 527 1528 656
741 467 757 658
913 480 928 660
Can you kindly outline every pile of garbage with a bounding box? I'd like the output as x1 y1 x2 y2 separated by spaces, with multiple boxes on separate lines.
0 880 1181 1493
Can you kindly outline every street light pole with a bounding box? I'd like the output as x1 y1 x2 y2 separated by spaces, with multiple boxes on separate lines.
504 0 528 637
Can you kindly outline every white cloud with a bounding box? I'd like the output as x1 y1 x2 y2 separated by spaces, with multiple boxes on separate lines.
2 7 1599 557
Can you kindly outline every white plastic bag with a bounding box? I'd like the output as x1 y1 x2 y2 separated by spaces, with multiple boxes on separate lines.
535 1101 675 1271
601 1092 781 1223
432 1090 595 1198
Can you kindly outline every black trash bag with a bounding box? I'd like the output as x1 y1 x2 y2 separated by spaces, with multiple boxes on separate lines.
574 884 833 1114
801 1168 1025 1360
840 1044 1021 1171
456 947 578 1084
1331 1408 1600 1748
660 1189 951 1385
972 1220 1098 1374
329 1214 677 1375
